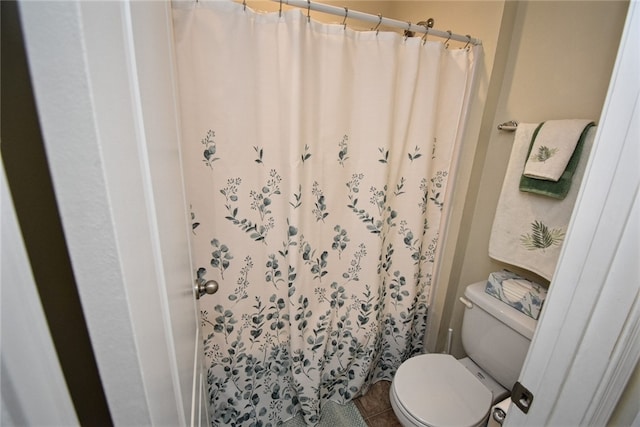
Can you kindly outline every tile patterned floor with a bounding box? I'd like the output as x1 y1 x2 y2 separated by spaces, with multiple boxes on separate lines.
353 381 403 427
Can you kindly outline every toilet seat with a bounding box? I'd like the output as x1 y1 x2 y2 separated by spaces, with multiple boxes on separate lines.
391 354 492 427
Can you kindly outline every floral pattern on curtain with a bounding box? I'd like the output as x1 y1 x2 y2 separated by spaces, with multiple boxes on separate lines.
173 2 479 426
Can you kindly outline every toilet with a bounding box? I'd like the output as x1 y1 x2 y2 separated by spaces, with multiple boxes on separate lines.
390 281 538 427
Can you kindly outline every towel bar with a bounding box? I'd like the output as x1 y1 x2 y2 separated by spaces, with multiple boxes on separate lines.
497 120 518 131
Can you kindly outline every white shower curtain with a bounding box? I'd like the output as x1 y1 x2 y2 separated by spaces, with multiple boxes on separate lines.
173 2 479 425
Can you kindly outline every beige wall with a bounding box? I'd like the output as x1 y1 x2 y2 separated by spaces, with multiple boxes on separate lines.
442 0 628 358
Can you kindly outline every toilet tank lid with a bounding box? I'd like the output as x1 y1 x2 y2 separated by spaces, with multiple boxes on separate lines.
465 281 537 340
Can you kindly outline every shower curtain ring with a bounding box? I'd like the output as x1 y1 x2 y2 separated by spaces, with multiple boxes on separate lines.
242 0 246 10
444 30 452 48
373 13 382 34
278 0 282 17
342 7 348 30
403 21 412 40
421 26 429 44
464 34 472 50
307 0 311 23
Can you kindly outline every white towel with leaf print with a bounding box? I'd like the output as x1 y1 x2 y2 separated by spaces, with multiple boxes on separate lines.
489 123 597 280
523 119 593 181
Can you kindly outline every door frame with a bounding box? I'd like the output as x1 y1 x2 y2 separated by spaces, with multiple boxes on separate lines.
16 0 637 425
1 156 80 427
18 1 202 425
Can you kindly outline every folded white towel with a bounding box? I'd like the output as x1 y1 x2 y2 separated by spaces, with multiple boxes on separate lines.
523 119 593 182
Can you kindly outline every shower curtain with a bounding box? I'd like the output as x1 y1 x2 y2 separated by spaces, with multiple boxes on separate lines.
173 2 479 425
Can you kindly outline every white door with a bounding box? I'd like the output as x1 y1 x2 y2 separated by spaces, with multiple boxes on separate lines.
505 2 639 425
19 1 208 425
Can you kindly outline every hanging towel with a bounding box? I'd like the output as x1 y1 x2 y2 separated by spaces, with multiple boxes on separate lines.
489 123 597 280
519 121 595 199
484 270 547 320
522 119 594 182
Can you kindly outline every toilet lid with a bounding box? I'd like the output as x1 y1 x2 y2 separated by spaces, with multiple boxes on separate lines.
392 354 492 427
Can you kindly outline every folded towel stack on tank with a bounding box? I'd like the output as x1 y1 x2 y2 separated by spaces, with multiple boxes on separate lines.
484 270 547 320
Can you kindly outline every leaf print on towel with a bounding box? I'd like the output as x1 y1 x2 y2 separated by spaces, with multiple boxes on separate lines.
201 129 219 168
530 146 559 162
520 220 565 250
337 135 349 166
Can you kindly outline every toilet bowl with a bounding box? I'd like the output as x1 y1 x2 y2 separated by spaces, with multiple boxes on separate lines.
389 281 538 427
389 354 491 427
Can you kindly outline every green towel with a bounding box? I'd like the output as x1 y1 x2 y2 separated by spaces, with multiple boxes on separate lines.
519 122 595 199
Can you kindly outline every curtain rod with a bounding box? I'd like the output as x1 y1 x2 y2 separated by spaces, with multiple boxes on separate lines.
267 0 482 46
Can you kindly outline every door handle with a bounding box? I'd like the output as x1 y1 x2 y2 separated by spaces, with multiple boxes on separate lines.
195 280 219 299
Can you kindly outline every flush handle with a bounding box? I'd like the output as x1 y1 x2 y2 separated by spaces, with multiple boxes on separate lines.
195 280 219 299
458 296 473 309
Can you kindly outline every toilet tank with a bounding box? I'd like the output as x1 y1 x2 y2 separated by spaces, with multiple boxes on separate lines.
461 281 538 391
